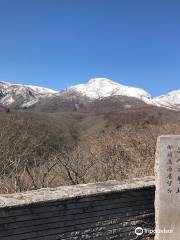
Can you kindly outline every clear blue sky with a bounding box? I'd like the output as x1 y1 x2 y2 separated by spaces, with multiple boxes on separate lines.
0 0 179 96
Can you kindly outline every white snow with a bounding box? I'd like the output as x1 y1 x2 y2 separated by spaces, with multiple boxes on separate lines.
68 78 152 101
0 81 57 107
153 90 180 109
11 83 57 94
21 99 39 108
0 81 57 93
67 78 180 110
2 96 14 105
21 85 57 94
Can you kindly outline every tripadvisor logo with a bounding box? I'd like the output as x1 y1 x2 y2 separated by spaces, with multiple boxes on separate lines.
135 227 143 236
135 227 173 236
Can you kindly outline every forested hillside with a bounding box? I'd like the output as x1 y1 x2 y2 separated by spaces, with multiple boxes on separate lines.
1 103 180 194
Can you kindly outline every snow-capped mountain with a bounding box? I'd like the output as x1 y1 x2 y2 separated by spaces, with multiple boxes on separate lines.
66 78 180 110
153 90 180 110
68 78 152 102
1 78 180 111
0 81 57 108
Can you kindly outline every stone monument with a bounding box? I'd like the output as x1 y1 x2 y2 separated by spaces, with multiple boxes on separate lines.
155 135 180 240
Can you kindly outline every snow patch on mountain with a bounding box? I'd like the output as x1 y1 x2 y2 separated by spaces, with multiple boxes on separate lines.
153 90 180 110
0 81 57 108
15 84 57 94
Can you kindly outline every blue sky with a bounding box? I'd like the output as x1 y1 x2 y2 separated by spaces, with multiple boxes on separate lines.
0 0 179 96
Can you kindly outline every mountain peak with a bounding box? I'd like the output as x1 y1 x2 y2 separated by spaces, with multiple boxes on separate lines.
87 77 117 84
68 77 151 100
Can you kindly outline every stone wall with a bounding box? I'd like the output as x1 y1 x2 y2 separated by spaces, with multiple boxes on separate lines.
0 176 155 240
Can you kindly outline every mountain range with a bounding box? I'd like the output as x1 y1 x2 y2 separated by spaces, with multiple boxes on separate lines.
1 78 180 193
0 78 180 111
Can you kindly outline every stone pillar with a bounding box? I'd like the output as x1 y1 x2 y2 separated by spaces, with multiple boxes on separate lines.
155 135 180 240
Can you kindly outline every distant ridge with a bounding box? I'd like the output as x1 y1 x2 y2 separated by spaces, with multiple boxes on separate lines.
0 78 180 110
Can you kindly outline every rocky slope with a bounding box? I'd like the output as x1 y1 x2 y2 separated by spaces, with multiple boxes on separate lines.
0 81 57 109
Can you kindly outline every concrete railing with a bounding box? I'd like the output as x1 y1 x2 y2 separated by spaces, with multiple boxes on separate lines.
0 176 155 240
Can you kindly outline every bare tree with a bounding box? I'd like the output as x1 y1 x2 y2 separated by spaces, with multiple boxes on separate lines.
54 145 96 185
